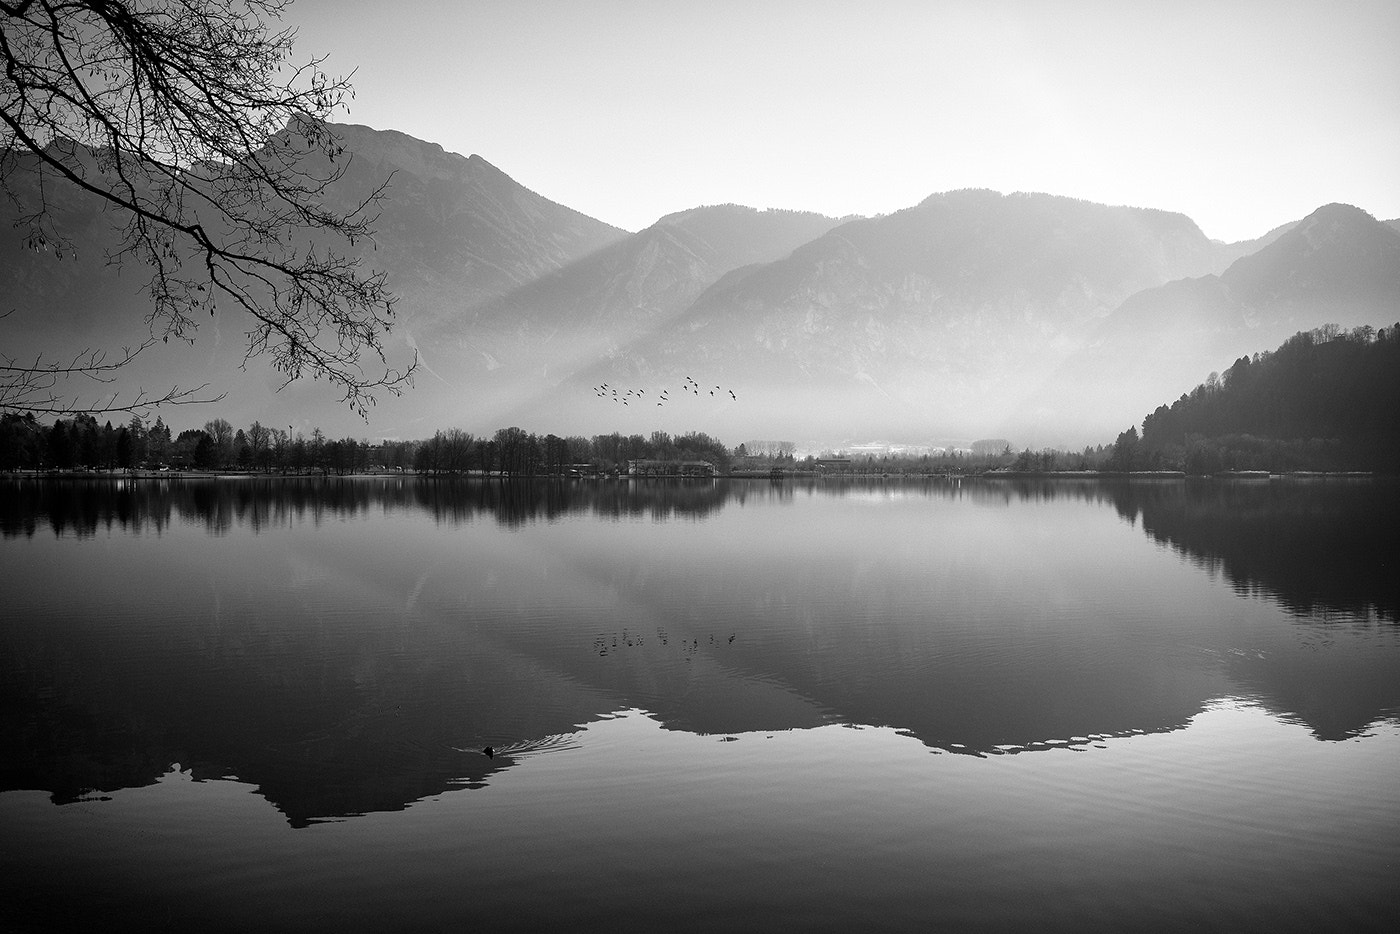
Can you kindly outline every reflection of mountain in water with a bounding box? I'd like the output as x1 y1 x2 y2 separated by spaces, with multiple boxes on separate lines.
3 476 1396 825
1103 478 1400 741
1106 479 1399 623
0 564 616 826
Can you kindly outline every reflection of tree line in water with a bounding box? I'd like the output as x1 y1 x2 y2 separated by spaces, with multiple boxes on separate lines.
5 475 1394 621
1 473 1133 538
2 474 1065 536
1107 479 1399 623
2 475 379 538
0 476 742 536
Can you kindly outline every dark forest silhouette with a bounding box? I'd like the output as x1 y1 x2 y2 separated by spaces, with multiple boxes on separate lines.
1106 324 1400 472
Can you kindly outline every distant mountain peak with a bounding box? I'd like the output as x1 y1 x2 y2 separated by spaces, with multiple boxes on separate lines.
653 202 845 228
322 121 473 177
916 187 1003 207
656 203 768 225
1222 201 1400 305
1302 201 1375 222
1291 202 1384 247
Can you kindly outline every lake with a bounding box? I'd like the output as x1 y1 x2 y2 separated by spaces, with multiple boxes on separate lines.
2 475 1398 932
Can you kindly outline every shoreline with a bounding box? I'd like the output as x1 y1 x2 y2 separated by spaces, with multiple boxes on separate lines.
2 468 1381 482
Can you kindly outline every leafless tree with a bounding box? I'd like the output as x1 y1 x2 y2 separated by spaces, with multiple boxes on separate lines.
1 0 414 417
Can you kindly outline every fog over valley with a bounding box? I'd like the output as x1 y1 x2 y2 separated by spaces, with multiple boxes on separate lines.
5 122 1398 451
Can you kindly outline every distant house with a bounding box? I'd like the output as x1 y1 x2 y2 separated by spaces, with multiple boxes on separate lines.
814 458 852 471
627 459 716 478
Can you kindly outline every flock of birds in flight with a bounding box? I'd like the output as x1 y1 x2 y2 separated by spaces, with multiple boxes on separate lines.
594 376 737 407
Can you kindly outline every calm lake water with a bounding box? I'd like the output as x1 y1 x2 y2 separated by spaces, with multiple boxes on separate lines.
2 476 1398 932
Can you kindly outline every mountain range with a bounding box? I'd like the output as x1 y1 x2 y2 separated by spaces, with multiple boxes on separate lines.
4 121 1397 448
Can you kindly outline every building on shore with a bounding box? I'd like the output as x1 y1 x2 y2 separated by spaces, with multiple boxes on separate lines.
814 458 852 471
626 459 717 478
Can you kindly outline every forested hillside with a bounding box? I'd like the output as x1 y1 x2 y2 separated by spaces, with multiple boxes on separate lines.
1111 324 1400 472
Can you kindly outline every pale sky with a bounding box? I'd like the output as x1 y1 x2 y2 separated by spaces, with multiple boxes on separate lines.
283 0 1400 242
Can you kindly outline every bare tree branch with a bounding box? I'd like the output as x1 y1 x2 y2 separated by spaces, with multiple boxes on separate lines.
1 0 415 418
1 337 223 415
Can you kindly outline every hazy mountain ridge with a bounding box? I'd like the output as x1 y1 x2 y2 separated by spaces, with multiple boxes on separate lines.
296 122 630 327
1221 203 1400 309
533 190 1270 440
1083 204 1400 343
686 189 1226 317
434 204 845 365
4 122 1393 447
1023 204 1400 444
0 122 628 428
1209 219 1299 268
402 203 849 431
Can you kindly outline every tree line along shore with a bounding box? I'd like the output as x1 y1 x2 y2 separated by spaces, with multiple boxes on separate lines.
3 325 1396 479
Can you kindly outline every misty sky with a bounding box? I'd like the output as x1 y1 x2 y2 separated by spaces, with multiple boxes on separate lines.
289 0 1398 242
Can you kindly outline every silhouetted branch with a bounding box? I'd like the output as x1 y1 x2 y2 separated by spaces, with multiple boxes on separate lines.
1 338 222 415
1 0 415 417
